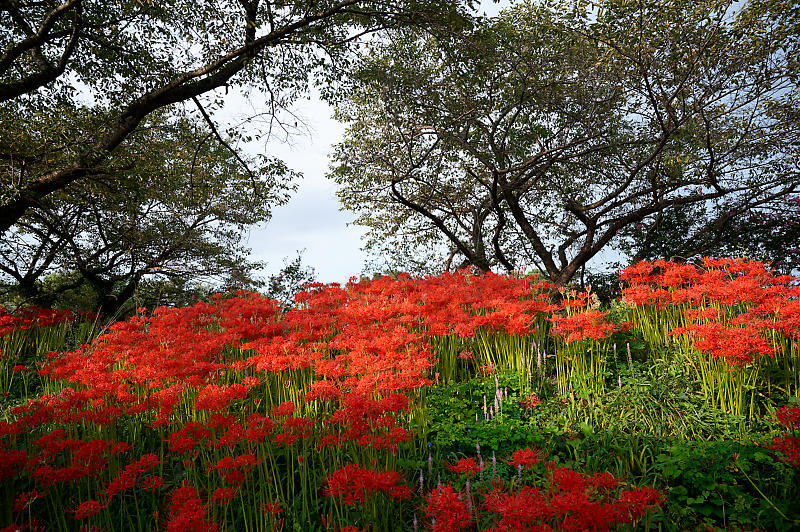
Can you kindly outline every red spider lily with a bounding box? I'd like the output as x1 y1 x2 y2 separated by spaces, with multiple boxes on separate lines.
210 487 238 505
72 500 105 520
241 376 261 388
195 383 249 411
0 421 21 438
521 394 542 407
165 484 218 532
244 413 275 443
549 465 587 493
304 379 342 401
104 454 160 498
217 423 245 448
769 436 800 467
141 476 164 493
32 430 71 460
769 405 800 467
504 447 546 471
370 425 412 452
103 473 136 499
123 453 160 476
616 486 663 523
483 480 547 530
479 363 496 375
274 401 296 417
316 433 342 449
672 321 775 367
212 454 258 485
30 463 88 489
166 422 211 454
446 457 484 478
550 310 617 343
71 439 112 474
482 473 662 532
426 484 471 531
0 523 29 532
588 472 619 491
621 258 799 309
283 415 314 435
776 405 800 431
12 491 40 513
325 463 411 505
0 306 79 338
110 442 131 455
272 432 297 446
261 500 283 517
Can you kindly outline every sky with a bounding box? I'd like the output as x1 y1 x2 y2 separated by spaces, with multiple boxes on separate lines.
238 1 509 284
241 93 362 284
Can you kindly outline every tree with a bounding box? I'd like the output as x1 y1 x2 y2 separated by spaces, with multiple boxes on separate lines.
0 0 471 234
331 0 800 284
0 110 293 315
616 194 800 275
264 251 317 309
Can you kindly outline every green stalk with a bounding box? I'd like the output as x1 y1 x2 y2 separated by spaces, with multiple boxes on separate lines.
738 460 789 521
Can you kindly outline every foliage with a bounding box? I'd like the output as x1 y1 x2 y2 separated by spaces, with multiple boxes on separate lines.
0 0 472 235
617 195 800 275
331 0 800 284
654 441 800 531
0 110 290 316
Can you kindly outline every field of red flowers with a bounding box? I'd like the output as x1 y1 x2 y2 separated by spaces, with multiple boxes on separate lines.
1 259 799 531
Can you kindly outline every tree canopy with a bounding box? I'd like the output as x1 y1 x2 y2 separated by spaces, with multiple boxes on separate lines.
0 0 470 233
0 109 294 314
331 0 800 283
1 0 471 310
616 194 800 275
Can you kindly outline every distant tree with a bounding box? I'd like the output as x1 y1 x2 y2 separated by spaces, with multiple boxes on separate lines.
617 194 800 275
128 278 215 315
331 0 800 284
0 0 471 234
7 271 215 318
265 251 317 309
0 111 292 315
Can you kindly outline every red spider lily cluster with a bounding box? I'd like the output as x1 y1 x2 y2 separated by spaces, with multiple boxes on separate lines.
0 270 669 530
549 309 620 344
621 258 798 368
166 483 218 532
547 292 625 395
425 463 662 532
769 405 800 467
0 306 95 338
621 258 800 415
1 306 99 395
325 463 412 504
426 484 471 531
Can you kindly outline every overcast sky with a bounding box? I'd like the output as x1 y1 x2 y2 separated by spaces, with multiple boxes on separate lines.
237 1 509 284
242 93 360 284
